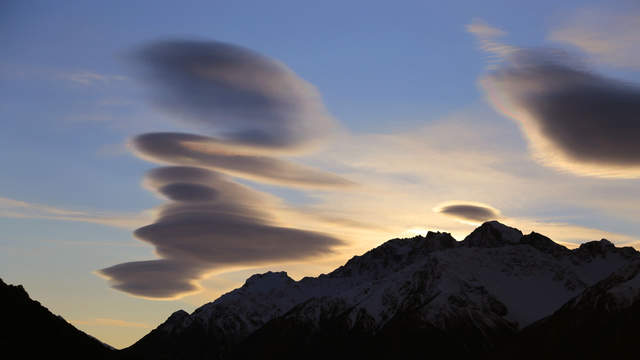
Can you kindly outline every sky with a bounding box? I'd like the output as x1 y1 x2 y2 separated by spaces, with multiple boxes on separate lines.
2 0 640 349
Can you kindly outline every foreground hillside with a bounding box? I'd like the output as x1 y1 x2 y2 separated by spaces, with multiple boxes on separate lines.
0 278 112 359
3 221 639 359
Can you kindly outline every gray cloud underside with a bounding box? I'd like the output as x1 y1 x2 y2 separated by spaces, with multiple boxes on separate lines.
133 40 335 150
100 40 350 299
98 259 205 299
437 204 500 222
132 132 354 188
483 50 640 167
99 166 343 298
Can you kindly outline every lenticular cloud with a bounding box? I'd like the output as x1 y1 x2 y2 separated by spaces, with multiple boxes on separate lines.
99 166 342 299
98 40 347 299
482 49 640 178
435 202 501 224
133 40 336 151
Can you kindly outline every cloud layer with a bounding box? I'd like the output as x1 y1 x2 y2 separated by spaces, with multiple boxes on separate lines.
131 132 353 188
99 40 350 299
550 8 640 69
133 40 336 151
99 259 206 299
466 19 516 62
99 166 343 299
481 49 640 177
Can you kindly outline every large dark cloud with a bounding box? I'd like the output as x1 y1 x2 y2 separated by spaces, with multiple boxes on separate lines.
482 49 640 177
127 40 352 189
133 40 335 150
435 202 501 223
100 40 351 299
98 167 343 299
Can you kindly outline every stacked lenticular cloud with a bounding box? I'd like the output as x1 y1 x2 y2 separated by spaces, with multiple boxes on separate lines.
99 40 349 299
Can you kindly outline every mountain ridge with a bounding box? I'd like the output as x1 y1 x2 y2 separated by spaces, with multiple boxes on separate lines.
118 220 640 359
3 221 639 359
0 277 113 359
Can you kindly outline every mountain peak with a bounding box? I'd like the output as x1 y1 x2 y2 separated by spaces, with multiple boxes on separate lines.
158 309 189 333
575 239 616 256
167 309 189 322
520 231 569 256
242 271 294 292
462 220 523 248
121 222 640 359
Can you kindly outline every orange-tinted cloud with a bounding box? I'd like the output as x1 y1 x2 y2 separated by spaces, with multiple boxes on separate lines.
434 202 501 224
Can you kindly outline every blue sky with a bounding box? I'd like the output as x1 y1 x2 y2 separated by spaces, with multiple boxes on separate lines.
2 0 640 348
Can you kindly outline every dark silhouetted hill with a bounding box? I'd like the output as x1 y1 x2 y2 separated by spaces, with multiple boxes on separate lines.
0 278 113 359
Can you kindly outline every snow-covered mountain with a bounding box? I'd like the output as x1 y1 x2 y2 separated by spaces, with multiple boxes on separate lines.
120 221 640 359
496 258 640 359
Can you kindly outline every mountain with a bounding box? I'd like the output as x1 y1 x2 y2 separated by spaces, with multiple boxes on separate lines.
0 278 113 359
495 258 640 359
119 221 640 359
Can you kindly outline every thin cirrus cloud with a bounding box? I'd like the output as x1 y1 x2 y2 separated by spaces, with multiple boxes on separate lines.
0 196 147 229
550 8 640 69
469 20 640 178
99 40 349 299
60 70 127 86
434 202 501 225
466 19 516 64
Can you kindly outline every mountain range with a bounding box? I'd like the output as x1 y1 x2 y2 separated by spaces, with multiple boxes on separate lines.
3 221 639 359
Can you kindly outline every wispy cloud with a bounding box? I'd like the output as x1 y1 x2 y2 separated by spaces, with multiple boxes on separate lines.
550 8 640 69
59 70 127 86
0 196 148 229
466 18 507 38
466 18 517 64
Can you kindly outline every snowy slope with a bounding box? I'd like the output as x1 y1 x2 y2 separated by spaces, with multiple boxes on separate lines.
123 221 639 359
492 259 640 359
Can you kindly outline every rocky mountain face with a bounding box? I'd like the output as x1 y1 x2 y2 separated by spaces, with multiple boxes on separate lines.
0 278 113 359
118 221 640 359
